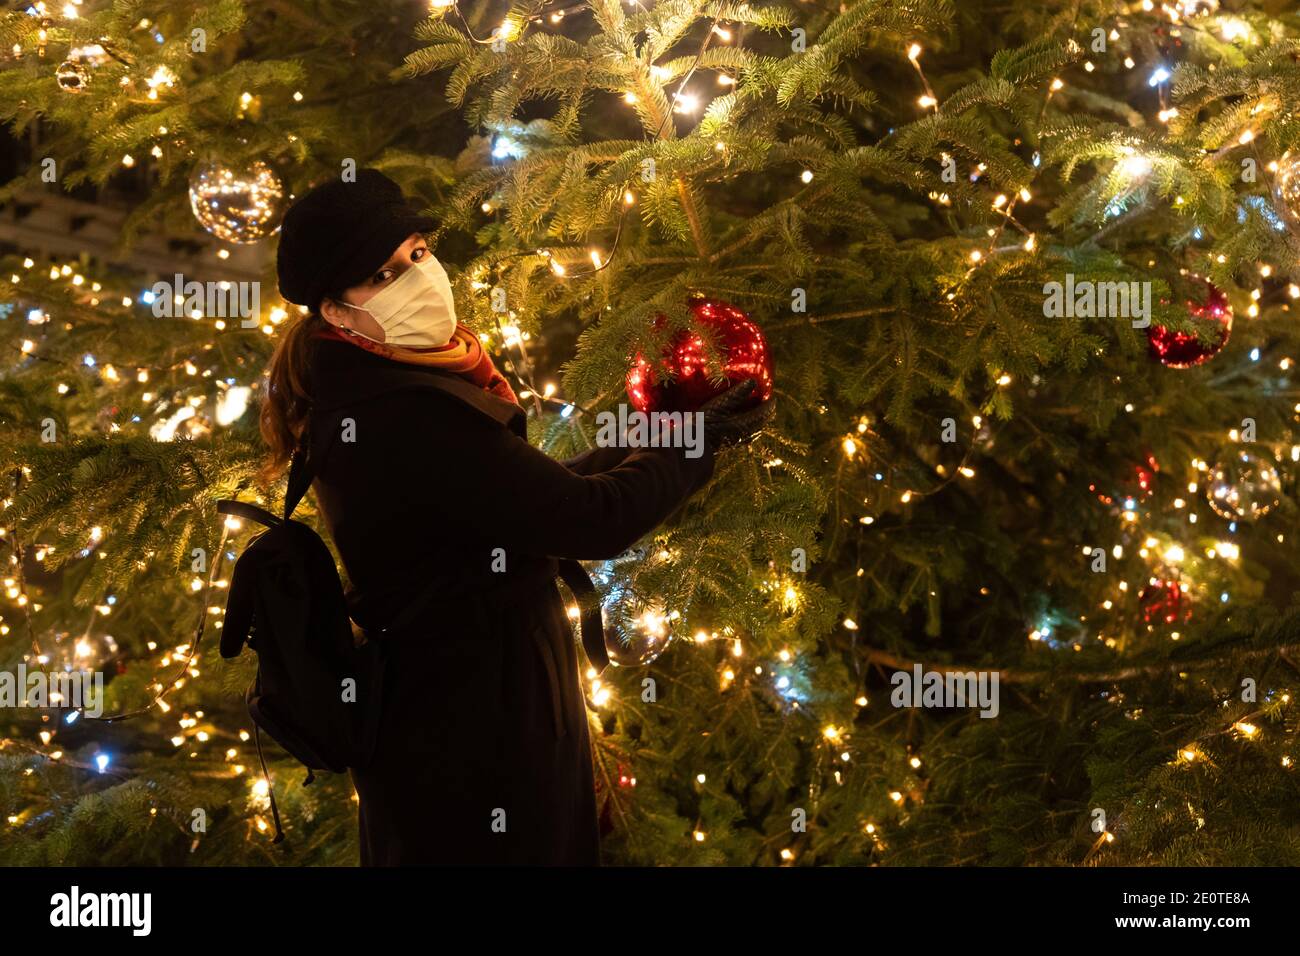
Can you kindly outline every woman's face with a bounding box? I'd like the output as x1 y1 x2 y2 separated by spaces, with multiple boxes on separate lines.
320 233 433 341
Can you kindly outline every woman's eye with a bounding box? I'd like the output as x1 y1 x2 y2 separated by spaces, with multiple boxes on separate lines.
412 247 428 261
372 269 394 285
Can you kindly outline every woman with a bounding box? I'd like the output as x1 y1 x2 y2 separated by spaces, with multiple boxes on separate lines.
261 169 770 865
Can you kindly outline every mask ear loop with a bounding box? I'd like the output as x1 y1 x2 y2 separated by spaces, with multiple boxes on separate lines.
331 299 384 344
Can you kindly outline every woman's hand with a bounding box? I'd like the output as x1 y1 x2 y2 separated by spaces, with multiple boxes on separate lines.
700 379 774 447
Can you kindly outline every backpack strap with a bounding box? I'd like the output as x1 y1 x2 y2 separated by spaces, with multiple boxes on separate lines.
216 499 281 529
283 410 343 521
253 724 286 844
283 427 316 521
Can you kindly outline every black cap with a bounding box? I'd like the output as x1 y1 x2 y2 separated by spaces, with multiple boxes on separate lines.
275 169 437 311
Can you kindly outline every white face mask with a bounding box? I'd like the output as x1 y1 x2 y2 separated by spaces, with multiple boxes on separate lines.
338 254 457 348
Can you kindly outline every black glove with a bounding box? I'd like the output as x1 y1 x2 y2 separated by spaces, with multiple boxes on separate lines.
700 379 774 447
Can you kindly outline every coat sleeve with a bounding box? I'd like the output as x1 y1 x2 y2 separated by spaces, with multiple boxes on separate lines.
560 445 633 475
361 389 716 561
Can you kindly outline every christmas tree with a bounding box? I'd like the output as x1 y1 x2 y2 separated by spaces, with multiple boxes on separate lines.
3 0 1300 866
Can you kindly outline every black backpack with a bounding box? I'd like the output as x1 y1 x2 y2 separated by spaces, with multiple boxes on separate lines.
216 421 421 843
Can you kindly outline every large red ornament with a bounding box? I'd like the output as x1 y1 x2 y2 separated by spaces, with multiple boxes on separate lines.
626 299 773 414
1146 277 1232 368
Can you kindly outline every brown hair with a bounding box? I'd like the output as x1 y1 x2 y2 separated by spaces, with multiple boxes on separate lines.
257 310 327 486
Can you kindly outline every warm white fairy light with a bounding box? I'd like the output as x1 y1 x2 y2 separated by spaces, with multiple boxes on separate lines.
1216 17 1249 41
1118 153 1153 178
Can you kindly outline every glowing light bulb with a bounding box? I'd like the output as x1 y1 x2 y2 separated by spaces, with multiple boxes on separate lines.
1117 153 1153 178
672 92 699 114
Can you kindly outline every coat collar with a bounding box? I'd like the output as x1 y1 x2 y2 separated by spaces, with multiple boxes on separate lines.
311 336 525 435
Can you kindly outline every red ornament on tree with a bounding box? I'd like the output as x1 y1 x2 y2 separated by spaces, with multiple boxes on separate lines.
1091 452 1160 506
1138 578 1192 626
626 298 773 413
1146 277 1232 368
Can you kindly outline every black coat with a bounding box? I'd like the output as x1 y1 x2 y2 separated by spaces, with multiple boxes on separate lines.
306 336 716 865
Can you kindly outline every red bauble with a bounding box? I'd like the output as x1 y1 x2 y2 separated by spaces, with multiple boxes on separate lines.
626 299 773 414
1146 278 1232 368
1090 453 1159 506
1138 578 1192 626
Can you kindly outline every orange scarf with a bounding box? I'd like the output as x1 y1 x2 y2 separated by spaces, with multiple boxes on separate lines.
315 323 519 407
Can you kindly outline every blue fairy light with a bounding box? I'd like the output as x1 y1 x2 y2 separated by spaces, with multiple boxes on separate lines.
491 135 526 160
94 753 110 773
1148 66 1171 86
